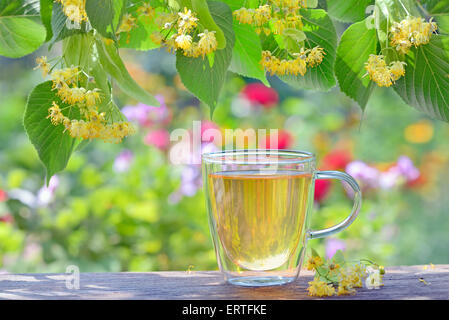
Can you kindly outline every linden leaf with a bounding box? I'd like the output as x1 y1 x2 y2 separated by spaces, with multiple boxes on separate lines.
335 18 378 110
24 81 80 183
176 1 235 114
0 0 46 58
326 0 374 23
279 9 337 92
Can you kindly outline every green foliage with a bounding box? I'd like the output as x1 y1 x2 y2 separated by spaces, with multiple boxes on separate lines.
176 1 235 113
326 0 374 22
280 9 338 91
23 81 80 182
95 36 160 106
229 22 269 86
0 0 46 58
335 19 378 110
85 0 116 38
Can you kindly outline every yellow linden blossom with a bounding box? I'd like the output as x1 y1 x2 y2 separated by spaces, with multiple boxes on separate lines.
233 8 254 24
117 13 137 33
307 279 335 297
55 0 88 24
197 30 218 57
137 3 155 18
261 47 324 76
34 56 50 77
389 61 406 81
306 47 325 67
50 67 80 88
150 32 164 45
177 7 199 34
305 255 323 270
175 34 193 50
39 60 133 143
253 5 272 26
47 102 68 125
390 16 438 54
365 55 406 87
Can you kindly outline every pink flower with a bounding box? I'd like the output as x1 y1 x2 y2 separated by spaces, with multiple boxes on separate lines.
325 238 346 259
113 149 134 173
144 129 170 150
0 189 7 202
122 95 171 127
242 83 279 108
201 120 220 143
261 130 293 149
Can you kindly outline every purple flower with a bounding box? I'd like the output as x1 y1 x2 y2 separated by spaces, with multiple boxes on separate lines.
113 149 134 173
346 161 380 188
396 156 420 181
122 95 169 127
325 238 346 259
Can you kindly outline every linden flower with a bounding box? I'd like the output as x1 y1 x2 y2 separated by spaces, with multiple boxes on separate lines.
175 34 193 50
365 55 406 87
137 3 155 18
85 89 101 108
47 102 67 125
305 255 323 270
117 14 137 33
233 8 254 24
178 8 198 33
390 16 438 54
56 0 88 23
253 5 271 26
150 32 164 45
34 56 50 77
307 47 325 67
198 30 218 57
307 279 335 297
389 61 407 81
365 267 383 289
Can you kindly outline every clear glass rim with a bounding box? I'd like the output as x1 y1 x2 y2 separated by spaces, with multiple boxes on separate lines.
201 149 316 165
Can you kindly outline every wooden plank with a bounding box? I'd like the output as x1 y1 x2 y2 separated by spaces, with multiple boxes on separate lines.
0 265 448 300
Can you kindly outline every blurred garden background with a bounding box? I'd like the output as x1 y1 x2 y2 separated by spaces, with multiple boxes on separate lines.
1 45 449 273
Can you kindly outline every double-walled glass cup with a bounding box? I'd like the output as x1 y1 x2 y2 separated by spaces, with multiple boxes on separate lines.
202 150 361 287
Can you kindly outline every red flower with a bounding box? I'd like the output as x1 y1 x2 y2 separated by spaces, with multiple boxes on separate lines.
242 83 279 108
0 189 7 202
0 214 14 224
144 129 170 150
321 149 352 171
261 130 293 149
201 120 220 143
314 179 331 203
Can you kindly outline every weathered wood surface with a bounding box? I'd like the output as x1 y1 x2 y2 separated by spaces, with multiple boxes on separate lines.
0 265 448 300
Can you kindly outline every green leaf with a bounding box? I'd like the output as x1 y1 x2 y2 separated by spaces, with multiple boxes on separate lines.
0 16 46 58
279 9 337 92
310 247 320 258
23 81 80 182
118 7 165 50
326 0 374 22
229 22 268 86
420 0 449 14
331 250 345 265
95 36 160 106
394 35 449 122
435 15 449 34
176 1 235 113
335 19 378 110
0 0 45 58
40 0 53 41
50 1 88 45
85 0 115 38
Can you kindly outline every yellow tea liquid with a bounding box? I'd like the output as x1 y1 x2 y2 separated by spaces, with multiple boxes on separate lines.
209 170 312 271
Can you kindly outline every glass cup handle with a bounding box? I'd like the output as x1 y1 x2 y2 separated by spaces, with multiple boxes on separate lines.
308 170 362 239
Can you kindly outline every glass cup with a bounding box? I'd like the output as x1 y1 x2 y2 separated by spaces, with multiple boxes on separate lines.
202 150 361 287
